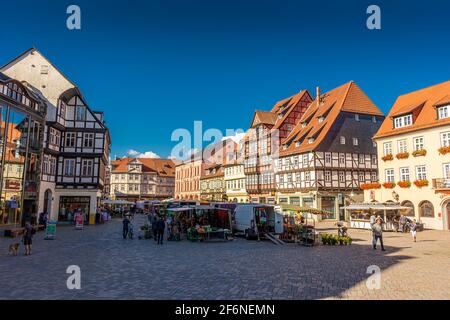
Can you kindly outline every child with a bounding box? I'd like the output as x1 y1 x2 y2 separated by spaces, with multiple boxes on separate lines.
408 219 417 242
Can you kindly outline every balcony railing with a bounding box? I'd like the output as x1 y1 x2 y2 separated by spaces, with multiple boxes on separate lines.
432 178 450 190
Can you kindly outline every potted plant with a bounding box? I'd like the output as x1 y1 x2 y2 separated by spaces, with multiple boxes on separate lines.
382 154 394 161
439 146 450 155
398 181 411 188
383 182 396 189
412 149 427 157
360 182 381 190
413 179 429 188
396 152 410 159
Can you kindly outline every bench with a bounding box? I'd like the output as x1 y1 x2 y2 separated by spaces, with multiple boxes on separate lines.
4 227 25 238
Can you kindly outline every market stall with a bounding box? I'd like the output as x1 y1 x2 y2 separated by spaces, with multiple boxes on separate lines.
187 205 232 242
102 200 135 216
278 204 331 243
342 202 413 231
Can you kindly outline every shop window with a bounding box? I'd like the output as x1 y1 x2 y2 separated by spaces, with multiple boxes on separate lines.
419 201 434 218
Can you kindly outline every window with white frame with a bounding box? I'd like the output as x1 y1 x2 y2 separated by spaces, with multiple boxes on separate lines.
325 153 331 165
65 132 76 147
302 154 308 165
340 136 346 145
64 159 76 176
305 171 310 182
83 133 94 148
394 114 412 128
413 136 424 151
385 169 395 182
383 142 392 155
371 155 377 165
339 154 345 165
82 159 93 176
339 171 345 182
359 172 365 182
372 116 377 123
355 114 360 121
438 105 450 119
75 106 86 121
325 171 331 182
441 132 450 147
398 139 408 153
399 167 410 181
353 138 359 146
43 155 49 174
371 171 377 182
359 155 365 164
416 165 427 180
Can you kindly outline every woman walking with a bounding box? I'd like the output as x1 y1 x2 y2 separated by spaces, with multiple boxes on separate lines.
408 219 418 242
23 221 35 256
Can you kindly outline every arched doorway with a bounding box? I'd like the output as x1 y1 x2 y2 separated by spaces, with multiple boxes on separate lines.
43 189 52 216
441 199 450 230
401 200 415 217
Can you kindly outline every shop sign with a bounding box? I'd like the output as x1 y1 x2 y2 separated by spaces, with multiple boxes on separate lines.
45 220 57 240
5 179 21 190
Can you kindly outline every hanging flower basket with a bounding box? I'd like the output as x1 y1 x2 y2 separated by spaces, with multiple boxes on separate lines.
438 146 450 155
396 152 410 159
412 149 427 157
382 154 394 162
413 179 429 188
397 181 411 188
382 182 396 189
360 182 381 190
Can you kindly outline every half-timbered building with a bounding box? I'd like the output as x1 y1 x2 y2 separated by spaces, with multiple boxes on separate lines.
275 81 384 220
110 157 175 201
243 90 313 204
0 72 47 226
1 48 111 224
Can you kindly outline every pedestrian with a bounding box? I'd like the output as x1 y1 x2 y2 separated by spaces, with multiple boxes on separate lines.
23 221 35 256
369 213 376 227
156 216 165 245
399 215 407 233
372 216 385 251
128 219 134 239
408 219 418 242
122 215 130 239
151 215 158 241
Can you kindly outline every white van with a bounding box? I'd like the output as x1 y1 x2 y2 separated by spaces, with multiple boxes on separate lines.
233 204 283 239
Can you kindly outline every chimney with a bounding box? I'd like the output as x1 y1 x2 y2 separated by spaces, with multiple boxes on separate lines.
316 86 321 105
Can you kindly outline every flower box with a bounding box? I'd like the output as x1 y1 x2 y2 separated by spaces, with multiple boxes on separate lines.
412 149 427 157
413 179 429 188
360 182 381 190
439 146 450 155
382 154 393 162
397 181 411 188
382 182 396 189
396 152 410 159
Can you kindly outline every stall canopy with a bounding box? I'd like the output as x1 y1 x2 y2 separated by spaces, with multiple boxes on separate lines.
102 200 135 205
280 204 333 215
342 203 412 213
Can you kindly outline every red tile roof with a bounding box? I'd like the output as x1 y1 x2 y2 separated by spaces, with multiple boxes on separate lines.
111 157 175 177
374 80 450 139
281 81 383 156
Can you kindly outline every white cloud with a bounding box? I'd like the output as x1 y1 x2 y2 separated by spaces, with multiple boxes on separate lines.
126 149 160 159
222 132 246 144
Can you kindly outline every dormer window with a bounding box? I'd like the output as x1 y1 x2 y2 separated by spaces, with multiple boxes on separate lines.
355 114 360 121
295 141 301 147
438 105 450 119
301 122 307 128
308 138 315 144
282 144 288 150
394 114 412 128
318 116 325 123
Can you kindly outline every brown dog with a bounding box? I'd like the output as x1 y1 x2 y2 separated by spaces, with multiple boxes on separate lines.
8 243 19 256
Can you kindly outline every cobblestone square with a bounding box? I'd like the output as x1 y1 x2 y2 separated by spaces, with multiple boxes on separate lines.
1 215 449 300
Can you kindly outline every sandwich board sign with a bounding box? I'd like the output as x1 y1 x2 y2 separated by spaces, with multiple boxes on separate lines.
45 220 57 240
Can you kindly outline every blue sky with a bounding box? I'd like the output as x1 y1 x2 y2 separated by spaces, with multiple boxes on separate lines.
1 0 450 159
